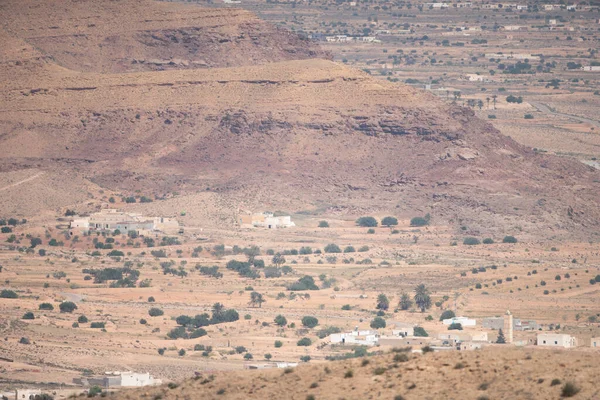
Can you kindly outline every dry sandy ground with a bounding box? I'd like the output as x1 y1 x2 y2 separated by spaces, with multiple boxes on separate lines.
0 216 598 391
111 347 600 400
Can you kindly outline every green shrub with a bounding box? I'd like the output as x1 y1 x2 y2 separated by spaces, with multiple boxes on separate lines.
414 327 428 337
503 236 518 243
381 216 398 227
356 216 378 227
370 317 386 329
463 237 481 245
318 221 329 228
561 382 580 397
439 310 455 321
0 289 18 299
410 217 429 227
90 322 105 329
274 315 287 326
59 301 77 313
302 316 319 328
78 315 88 323
297 337 312 346
324 244 341 253
482 238 494 244
148 307 164 317
39 303 54 310
22 312 34 320
274 340 283 348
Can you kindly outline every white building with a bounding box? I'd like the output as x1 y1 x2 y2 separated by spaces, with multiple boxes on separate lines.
390 322 415 337
330 330 379 346
239 212 295 229
581 66 600 72
70 209 179 235
591 337 600 348
537 333 577 348
442 316 477 327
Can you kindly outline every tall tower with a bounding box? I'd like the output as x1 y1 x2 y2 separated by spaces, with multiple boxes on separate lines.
504 310 514 343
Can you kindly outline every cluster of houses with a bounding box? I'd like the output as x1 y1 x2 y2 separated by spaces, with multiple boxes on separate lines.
327 311 599 352
324 35 379 43
70 209 180 236
4 373 161 400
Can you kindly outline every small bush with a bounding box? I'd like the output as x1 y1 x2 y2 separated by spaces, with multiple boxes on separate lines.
59 301 77 313
503 236 518 243
561 382 580 397
344 370 354 378
0 289 18 299
356 216 378 227
297 337 312 346
22 312 35 320
274 340 283 348
482 238 494 244
39 303 54 310
90 322 105 329
410 217 429 227
463 237 480 246
373 367 387 375
318 221 329 228
148 307 164 317
324 244 341 253
302 316 319 328
551 379 561 386
78 315 88 323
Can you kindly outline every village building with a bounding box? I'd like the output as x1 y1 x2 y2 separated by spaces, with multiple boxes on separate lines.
77 371 161 388
537 333 577 348
239 212 295 229
389 322 415 337
442 316 477 327
329 329 379 346
438 332 488 344
482 316 538 331
591 337 600 348
70 209 179 235
458 341 484 351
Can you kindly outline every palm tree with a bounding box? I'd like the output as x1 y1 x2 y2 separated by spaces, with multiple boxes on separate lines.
212 302 225 319
486 97 490 109
492 94 498 109
376 293 389 310
249 291 265 308
414 284 431 312
272 253 286 268
399 292 413 310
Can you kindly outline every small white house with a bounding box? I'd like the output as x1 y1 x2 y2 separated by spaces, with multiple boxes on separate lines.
390 322 415 337
442 317 476 327
591 337 600 348
537 333 577 348
330 330 379 346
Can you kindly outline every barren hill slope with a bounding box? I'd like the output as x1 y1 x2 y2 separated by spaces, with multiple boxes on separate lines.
0 0 599 237
111 347 600 400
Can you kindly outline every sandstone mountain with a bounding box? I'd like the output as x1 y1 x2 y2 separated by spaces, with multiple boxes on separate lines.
0 0 598 237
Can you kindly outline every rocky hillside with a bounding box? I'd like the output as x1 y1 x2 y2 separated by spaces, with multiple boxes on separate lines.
0 0 330 73
112 347 600 400
0 0 598 237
